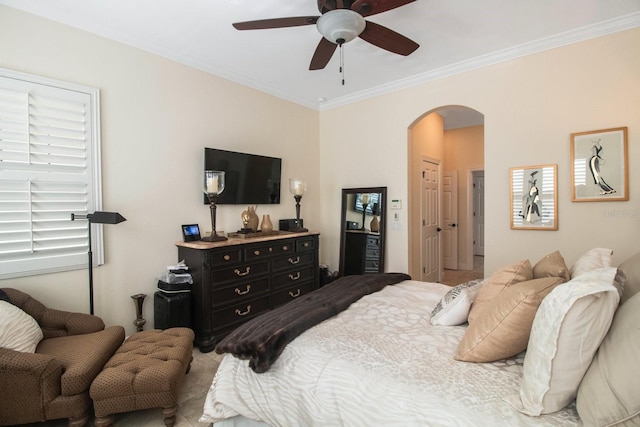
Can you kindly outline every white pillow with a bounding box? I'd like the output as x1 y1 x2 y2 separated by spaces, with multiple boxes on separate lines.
0 300 43 353
569 247 612 279
430 279 484 326
507 267 620 415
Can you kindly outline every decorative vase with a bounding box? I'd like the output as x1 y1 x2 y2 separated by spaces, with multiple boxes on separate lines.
261 214 273 233
370 215 380 233
131 293 146 332
247 206 259 231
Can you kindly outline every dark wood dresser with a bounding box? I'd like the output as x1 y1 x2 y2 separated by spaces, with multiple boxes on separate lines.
343 231 381 275
176 231 320 352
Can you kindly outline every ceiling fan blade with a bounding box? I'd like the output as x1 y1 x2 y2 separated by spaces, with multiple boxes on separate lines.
233 16 319 30
352 0 416 17
309 38 338 70
359 20 419 56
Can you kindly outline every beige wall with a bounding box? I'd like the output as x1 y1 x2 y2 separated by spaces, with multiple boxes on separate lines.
443 125 485 270
0 7 320 332
319 27 640 277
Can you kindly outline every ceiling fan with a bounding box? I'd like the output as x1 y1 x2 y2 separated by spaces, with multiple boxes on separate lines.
232 0 419 70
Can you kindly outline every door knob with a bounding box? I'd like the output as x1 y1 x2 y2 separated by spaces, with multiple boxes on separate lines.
437 227 442 232
448 223 457 228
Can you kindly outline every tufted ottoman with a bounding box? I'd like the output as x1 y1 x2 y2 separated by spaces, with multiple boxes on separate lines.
89 328 194 427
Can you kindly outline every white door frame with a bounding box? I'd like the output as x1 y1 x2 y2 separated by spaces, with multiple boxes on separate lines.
465 168 485 269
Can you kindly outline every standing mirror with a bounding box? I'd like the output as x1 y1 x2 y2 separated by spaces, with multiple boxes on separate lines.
339 187 387 276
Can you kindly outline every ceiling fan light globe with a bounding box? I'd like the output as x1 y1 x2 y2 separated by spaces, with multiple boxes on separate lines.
316 9 365 44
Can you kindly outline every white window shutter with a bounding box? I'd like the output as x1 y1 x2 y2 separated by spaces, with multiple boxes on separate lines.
0 68 102 279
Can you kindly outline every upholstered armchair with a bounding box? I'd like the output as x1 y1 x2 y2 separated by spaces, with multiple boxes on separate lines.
0 288 125 427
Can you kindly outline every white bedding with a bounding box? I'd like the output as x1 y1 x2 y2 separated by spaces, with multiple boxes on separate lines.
201 280 579 426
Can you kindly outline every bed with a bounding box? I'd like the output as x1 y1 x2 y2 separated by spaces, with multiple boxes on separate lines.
201 249 640 427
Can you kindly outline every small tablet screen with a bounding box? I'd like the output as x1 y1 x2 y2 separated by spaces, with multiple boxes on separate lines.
181 224 201 242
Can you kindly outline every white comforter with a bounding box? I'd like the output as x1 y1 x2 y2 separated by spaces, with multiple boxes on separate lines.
201 280 579 426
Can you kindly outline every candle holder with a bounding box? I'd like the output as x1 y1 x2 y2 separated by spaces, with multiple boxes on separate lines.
360 193 370 231
202 170 227 242
289 178 308 232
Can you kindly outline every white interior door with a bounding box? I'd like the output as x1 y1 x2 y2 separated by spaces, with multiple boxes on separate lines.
422 160 440 282
473 171 485 256
443 171 458 270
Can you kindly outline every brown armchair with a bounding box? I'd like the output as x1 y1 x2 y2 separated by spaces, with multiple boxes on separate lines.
0 288 125 427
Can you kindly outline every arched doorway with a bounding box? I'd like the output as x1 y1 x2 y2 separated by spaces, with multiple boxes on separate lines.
407 105 485 284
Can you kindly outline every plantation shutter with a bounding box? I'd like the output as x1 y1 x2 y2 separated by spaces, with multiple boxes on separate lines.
0 69 102 279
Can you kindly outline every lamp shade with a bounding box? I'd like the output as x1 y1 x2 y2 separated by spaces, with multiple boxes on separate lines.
316 9 366 44
87 211 126 224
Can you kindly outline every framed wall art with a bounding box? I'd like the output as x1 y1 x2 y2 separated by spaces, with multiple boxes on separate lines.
510 164 558 230
571 127 628 202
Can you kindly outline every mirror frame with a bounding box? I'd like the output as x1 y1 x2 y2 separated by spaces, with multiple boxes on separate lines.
338 186 387 276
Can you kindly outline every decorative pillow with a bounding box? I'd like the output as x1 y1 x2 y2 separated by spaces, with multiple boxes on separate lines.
455 277 563 363
0 300 43 353
569 247 612 279
508 267 620 415
430 279 484 326
576 292 640 426
467 259 533 325
617 251 640 304
532 251 570 282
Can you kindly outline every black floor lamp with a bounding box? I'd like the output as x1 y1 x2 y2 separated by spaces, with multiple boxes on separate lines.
71 211 126 315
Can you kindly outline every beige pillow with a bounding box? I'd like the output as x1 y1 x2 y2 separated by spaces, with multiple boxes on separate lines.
618 251 640 304
576 292 640 426
455 277 563 363
509 267 620 415
468 259 532 324
533 251 570 282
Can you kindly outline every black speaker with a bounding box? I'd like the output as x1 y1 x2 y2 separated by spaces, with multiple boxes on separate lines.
279 218 303 231
154 291 191 329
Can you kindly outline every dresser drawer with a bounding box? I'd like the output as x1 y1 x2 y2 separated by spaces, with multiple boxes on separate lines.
364 258 381 273
206 248 242 266
244 239 295 261
211 261 269 283
272 266 315 289
296 237 316 252
212 295 270 331
272 281 315 308
365 235 380 248
271 252 314 272
211 277 270 308
365 247 381 258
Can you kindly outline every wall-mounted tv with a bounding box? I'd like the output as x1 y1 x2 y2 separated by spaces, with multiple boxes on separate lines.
204 148 282 205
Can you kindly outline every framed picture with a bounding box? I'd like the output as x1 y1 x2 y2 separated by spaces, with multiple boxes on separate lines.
510 164 558 230
571 127 628 202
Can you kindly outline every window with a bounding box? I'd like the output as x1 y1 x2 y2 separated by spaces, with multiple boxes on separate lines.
0 68 102 279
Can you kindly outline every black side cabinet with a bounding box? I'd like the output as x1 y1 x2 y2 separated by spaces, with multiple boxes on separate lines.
343 231 381 275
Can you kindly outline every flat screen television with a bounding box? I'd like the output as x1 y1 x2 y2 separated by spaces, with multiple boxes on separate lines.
204 148 282 205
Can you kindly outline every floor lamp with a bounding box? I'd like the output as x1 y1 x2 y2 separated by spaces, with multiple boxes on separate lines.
71 211 126 315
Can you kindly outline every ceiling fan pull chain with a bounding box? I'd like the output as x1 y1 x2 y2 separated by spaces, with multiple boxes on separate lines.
340 42 345 85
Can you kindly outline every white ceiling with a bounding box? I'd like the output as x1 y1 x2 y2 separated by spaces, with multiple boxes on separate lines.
2 0 639 115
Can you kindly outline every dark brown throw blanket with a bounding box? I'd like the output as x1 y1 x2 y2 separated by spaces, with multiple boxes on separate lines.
215 272 411 373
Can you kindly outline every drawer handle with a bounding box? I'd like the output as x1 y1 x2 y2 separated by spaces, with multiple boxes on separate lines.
254 250 261 256
372 262 379 267
223 255 231 261
234 267 251 277
303 242 310 248
289 289 301 298
282 245 289 251
235 285 251 295
288 272 301 280
235 305 251 316
288 256 300 265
